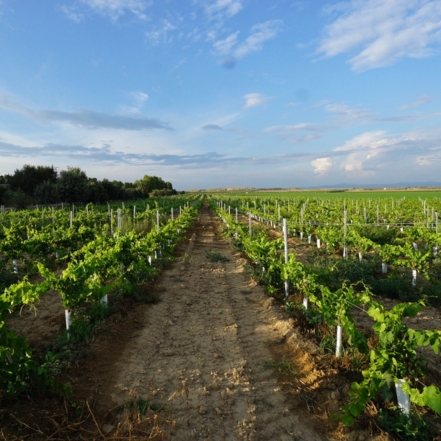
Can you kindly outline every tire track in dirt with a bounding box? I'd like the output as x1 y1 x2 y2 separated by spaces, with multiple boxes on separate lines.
107 204 325 440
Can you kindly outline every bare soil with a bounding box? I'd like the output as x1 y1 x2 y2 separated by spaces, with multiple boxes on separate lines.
2 204 410 440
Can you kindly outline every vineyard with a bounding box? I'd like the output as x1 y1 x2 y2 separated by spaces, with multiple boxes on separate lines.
1 196 200 398
212 192 441 439
1 192 441 440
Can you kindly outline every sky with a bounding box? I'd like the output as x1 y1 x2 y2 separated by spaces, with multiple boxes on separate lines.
1 0 441 190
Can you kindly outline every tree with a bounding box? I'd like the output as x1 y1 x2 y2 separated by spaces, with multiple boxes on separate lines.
150 188 177 197
87 178 109 204
8 189 30 209
56 167 89 204
8 165 57 197
0 186 7 205
134 175 173 197
34 180 59 204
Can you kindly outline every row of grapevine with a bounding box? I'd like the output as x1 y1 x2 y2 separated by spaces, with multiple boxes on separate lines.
0 196 199 289
217 195 441 301
0 197 201 398
212 197 441 427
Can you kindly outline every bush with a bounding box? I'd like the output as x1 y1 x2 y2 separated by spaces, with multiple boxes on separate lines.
358 226 398 246
378 406 432 441
371 272 420 302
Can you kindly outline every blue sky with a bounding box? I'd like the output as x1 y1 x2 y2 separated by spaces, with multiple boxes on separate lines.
1 0 441 190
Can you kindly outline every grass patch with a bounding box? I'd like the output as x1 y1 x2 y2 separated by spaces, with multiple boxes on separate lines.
124 398 164 416
378 406 432 441
131 284 162 304
206 250 230 262
263 358 301 376
181 252 192 265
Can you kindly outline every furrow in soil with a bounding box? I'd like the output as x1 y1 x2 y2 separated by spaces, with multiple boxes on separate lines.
108 204 324 441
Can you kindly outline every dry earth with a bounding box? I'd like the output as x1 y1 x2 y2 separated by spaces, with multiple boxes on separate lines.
94 205 326 440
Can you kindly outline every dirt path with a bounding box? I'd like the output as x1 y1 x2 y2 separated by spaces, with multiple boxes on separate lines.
82 203 324 440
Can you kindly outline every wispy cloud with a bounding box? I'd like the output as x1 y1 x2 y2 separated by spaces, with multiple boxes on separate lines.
0 140 255 168
322 101 421 125
120 91 149 115
57 4 84 23
201 124 223 130
234 20 283 58
264 99 432 146
263 123 327 143
0 140 209 166
317 0 441 72
243 93 268 109
0 94 171 131
213 31 240 55
324 102 373 124
59 0 151 22
213 20 283 65
2 128 440 176
399 94 430 110
203 0 243 21
145 20 177 44
0 138 351 169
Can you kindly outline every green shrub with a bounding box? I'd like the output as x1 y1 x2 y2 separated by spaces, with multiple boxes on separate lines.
378 406 432 441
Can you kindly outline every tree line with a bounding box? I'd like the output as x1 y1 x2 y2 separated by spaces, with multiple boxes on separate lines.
0 165 179 208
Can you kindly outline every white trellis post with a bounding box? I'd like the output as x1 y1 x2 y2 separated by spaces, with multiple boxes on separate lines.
117 208 122 231
65 309 72 338
283 219 289 298
336 325 343 357
395 379 410 415
343 209 348 259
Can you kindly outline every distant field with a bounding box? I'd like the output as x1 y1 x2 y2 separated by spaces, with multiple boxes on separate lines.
213 189 441 199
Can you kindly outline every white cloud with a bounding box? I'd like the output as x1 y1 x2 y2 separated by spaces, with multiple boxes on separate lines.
335 131 391 152
211 19 283 62
203 0 243 21
317 0 441 72
120 91 149 115
311 157 332 174
213 31 240 55
84 0 151 19
243 93 268 109
57 5 84 22
60 0 152 21
328 130 441 177
234 20 283 58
